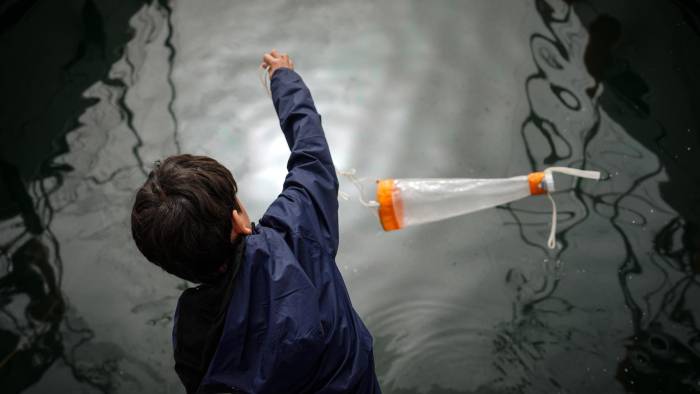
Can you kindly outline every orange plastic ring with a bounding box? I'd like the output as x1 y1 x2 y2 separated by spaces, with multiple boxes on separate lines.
376 179 403 231
528 172 546 195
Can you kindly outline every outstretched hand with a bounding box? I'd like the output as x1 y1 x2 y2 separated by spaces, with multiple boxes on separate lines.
261 49 294 78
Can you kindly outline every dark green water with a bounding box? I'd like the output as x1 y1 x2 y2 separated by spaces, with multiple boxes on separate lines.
1 0 698 393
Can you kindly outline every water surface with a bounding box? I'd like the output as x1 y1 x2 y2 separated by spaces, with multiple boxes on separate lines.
1 0 698 393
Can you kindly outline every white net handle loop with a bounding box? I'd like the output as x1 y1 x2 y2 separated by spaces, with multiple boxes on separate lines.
543 167 601 249
545 167 601 181
259 65 271 97
336 168 380 208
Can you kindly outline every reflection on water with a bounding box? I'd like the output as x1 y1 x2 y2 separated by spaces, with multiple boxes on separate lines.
577 0 700 391
1 0 699 393
1 0 181 392
494 0 700 392
495 2 605 389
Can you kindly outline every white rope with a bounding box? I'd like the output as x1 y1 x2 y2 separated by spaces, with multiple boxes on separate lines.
259 65 271 97
543 166 601 249
336 168 380 208
544 166 600 180
546 192 558 249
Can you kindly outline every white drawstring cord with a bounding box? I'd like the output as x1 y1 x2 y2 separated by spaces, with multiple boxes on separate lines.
544 166 601 181
336 168 380 208
546 192 558 249
259 66 271 97
543 167 601 249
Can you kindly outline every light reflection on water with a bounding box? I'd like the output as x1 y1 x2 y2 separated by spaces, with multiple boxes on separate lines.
0 0 698 393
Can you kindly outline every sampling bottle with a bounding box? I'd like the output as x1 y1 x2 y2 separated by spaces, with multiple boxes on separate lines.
340 167 600 249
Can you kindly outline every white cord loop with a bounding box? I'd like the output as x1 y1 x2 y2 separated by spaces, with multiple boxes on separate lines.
544 167 601 181
336 168 380 208
546 192 558 249
259 66 271 97
543 167 601 249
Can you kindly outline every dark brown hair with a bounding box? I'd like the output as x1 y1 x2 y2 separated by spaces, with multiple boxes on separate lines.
131 154 238 283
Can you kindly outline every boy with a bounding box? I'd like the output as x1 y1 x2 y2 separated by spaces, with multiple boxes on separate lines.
130 50 381 393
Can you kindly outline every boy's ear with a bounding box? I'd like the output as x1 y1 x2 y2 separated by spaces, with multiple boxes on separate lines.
231 209 252 241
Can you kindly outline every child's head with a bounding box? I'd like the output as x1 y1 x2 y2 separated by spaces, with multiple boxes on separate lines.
130 154 250 283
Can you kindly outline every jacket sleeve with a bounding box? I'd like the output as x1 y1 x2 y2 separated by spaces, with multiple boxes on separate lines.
260 68 340 255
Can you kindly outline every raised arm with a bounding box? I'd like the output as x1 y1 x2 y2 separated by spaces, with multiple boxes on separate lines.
259 51 339 255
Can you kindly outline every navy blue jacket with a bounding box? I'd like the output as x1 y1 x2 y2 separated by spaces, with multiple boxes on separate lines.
175 68 380 394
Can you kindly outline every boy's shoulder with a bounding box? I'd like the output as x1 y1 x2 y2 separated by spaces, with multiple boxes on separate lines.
241 222 329 292
250 219 329 257
242 223 309 267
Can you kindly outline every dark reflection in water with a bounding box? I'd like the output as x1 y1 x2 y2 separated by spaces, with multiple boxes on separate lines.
1 0 177 392
494 0 700 392
0 238 63 392
576 0 700 391
575 0 700 391
492 1 607 390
